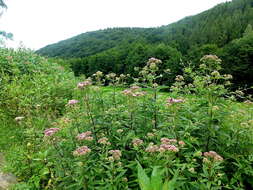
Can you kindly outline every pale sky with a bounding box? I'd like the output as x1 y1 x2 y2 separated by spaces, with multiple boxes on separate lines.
0 0 230 50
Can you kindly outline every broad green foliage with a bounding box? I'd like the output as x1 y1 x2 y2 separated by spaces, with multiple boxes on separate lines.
0 49 252 190
137 162 178 190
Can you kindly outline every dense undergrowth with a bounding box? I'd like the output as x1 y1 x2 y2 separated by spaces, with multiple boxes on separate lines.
0 48 253 190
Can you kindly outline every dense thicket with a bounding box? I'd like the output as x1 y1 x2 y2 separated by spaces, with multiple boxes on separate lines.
37 0 253 88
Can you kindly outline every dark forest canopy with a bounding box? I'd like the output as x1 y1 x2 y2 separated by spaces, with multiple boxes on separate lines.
37 0 253 88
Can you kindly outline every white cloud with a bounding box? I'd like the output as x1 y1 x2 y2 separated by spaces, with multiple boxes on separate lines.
0 0 230 50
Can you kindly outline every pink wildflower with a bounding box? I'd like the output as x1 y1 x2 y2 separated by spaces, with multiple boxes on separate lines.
76 131 93 141
132 91 146 97
122 89 132 96
44 128 60 137
67 99 79 106
98 137 111 145
145 143 159 153
77 80 92 89
203 151 223 162
166 98 184 105
160 138 177 144
73 146 91 156
109 150 122 160
147 57 162 64
132 138 144 147
178 141 186 147
122 88 146 97
159 144 179 153
130 85 140 90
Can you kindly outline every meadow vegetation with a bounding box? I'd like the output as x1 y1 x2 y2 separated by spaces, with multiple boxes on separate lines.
0 48 252 189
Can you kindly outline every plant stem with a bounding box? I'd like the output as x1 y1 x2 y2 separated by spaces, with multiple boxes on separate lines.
153 87 158 129
84 92 98 142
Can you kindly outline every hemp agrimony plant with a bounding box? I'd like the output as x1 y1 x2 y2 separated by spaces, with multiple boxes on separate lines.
139 58 164 129
183 55 233 150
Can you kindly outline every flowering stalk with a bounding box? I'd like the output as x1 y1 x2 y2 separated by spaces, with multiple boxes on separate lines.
44 129 70 174
84 90 98 142
166 98 184 143
106 73 117 107
129 96 135 130
153 84 158 129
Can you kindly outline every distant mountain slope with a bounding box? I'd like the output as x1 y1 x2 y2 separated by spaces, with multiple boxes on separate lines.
37 28 150 57
37 0 253 57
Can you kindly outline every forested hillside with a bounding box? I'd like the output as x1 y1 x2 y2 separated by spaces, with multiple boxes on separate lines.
38 0 253 57
37 0 253 88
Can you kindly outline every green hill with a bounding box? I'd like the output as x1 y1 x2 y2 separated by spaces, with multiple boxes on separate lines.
37 0 253 57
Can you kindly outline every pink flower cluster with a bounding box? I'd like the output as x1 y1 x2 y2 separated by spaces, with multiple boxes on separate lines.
122 86 146 97
145 143 159 153
109 150 122 160
203 151 223 162
67 99 79 106
132 138 143 147
161 138 185 146
44 128 60 137
166 98 184 106
73 146 91 156
98 137 111 145
161 138 177 144
147 57 162 65
77 80 92 89
145 138 185 153
130 85 140 90
159 144 179 152
76 131 93 141
145 143 179 153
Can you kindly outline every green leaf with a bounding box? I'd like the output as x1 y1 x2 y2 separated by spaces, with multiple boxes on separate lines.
167 170 179 190
162 180 169 190
137 161 151 190
151 166 164 190
40 167 49 176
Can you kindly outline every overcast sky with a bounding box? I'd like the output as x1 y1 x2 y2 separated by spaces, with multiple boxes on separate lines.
0 0 230 50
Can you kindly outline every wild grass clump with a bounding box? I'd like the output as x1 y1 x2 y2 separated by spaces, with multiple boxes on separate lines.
0 49 252 189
